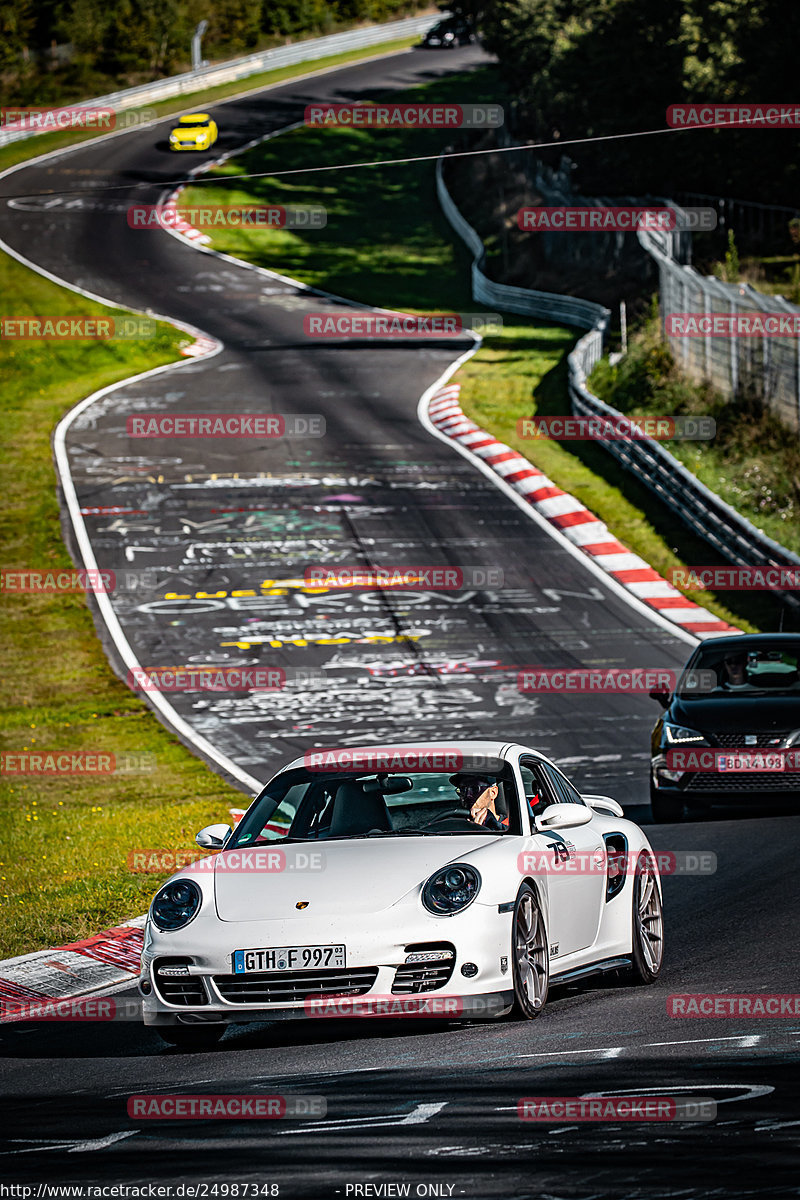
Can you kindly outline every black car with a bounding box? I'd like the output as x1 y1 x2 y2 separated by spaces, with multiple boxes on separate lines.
649 633 800 821
420 17 474 48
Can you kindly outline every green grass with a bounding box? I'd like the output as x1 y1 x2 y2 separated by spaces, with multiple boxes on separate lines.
181 71 768 634
180 89 489 311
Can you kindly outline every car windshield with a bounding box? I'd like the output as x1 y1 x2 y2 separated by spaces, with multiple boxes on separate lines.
228 763 519 846
180 117 209 126
679 642 800 696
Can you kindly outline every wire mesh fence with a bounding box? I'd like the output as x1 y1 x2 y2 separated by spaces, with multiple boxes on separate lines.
640 227 800 432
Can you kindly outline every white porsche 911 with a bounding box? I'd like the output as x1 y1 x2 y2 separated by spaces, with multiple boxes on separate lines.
140 741 664 1047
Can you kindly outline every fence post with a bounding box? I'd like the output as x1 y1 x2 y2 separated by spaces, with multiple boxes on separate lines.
730 293 739 395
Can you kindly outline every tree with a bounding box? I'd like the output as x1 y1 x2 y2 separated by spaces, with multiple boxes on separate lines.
0 0 35 70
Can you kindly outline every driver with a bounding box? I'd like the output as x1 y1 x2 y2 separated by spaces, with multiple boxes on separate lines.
720 652 749 689
450 773 509 831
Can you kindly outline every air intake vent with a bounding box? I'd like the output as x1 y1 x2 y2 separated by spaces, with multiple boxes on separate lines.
392 943 456 994
214 967 378 1004
154 958 208 1006
603 834 628 902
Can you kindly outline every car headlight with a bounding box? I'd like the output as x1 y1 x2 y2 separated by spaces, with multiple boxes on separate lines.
663 722 707 745
422 864 481 915
151 879 202 931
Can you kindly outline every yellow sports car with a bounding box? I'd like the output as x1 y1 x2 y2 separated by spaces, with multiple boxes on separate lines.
169 113 218 151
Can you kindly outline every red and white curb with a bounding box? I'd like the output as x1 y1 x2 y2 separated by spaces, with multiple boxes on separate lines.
428 384 739 638
162 189 211 247
160 189 220 359
0 918 145 1009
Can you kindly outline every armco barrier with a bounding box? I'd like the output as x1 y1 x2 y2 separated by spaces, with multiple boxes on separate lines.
435 157 609 332
436 157 800 608
0 13 442 149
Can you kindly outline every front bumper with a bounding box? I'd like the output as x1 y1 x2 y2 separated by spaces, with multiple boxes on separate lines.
653 782 800 808
141 903 514 1025
652 752 800 805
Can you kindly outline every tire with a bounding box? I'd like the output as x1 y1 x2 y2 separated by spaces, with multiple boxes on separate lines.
625 852 664 985
157 1024 225 1049
650 784 683 823
511 884 549 1018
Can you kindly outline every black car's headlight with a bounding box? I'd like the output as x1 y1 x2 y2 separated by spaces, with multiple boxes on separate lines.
422 865 481 915
663 721 707 746
151 879 202 931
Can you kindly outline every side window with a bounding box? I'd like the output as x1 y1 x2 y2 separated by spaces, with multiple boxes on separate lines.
544 764 586 806
519 760 559 820
252 783 307 842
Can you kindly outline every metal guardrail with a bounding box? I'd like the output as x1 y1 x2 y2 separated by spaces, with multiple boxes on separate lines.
0 13 442 148
436 156 800 605
568 365 800 584
435 157 609 331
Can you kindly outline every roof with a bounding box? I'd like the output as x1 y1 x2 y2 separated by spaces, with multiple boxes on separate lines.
280 739 530 774
697 632 800 651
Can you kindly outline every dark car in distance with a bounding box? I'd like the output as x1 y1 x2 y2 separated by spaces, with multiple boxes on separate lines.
649 633 800 821
420 17 474 48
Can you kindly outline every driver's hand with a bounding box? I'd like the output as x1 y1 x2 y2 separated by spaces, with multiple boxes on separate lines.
470 802 488 824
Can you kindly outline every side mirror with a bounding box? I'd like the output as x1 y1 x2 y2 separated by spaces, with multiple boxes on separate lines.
649 688 671 708
535 803 593 832
584 794 624 817
195 823 232 849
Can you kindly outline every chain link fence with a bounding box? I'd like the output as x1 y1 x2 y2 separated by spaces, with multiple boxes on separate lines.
639 226 800 432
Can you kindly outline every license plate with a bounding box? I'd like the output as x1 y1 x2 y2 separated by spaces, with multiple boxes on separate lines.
717 751 784 772
233 945 346 973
